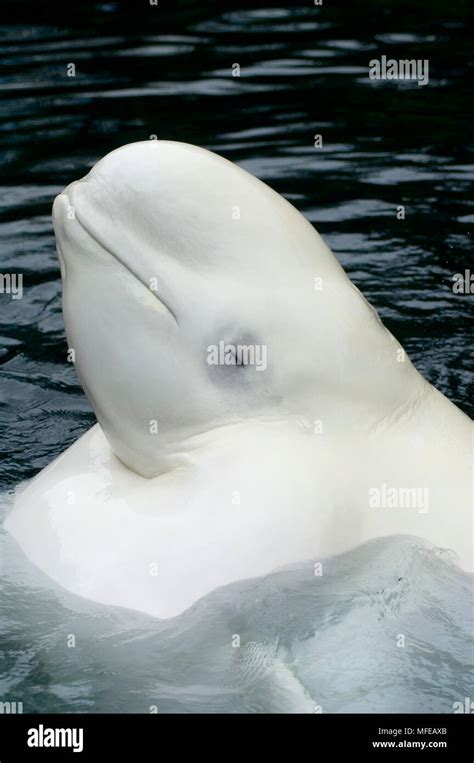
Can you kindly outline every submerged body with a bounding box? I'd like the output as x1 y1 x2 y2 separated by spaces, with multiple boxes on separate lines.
5 141 473 618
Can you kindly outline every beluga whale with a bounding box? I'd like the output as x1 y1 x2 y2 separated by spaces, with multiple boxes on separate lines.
5 141 473 618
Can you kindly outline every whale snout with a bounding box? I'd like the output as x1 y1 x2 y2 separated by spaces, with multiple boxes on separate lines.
52 191 76 278
53 174 181 328
52 190 70 228
52 175 119 264
52 182 90 245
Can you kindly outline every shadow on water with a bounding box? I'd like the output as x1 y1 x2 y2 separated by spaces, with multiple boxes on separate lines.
0 0 472 713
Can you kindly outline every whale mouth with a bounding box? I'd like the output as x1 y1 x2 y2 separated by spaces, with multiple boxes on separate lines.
53 191 179 326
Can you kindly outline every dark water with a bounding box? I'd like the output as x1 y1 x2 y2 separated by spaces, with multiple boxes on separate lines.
0 1 472 713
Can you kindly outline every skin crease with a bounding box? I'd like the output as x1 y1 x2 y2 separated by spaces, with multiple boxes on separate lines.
5 140 473 619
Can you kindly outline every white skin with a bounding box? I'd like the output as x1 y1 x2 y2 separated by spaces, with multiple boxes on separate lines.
6 141 473 618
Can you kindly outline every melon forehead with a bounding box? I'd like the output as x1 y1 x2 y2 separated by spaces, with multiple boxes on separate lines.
71 140 320 274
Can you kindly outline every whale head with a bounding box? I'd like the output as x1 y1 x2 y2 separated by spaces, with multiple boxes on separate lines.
53 141 422 477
